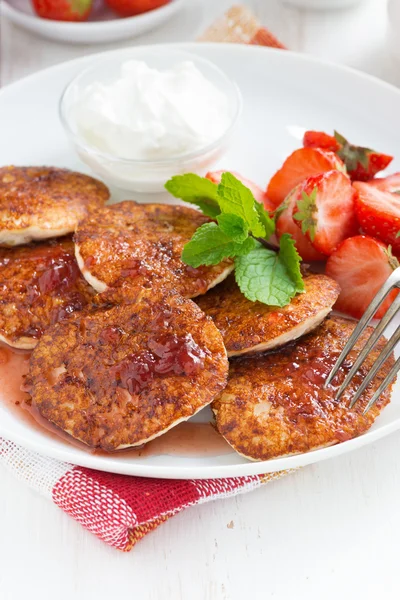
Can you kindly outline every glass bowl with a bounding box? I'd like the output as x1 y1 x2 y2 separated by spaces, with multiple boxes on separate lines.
59 48 242 194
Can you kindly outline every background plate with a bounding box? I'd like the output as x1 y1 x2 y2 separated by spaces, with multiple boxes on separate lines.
2 0 186 44
0 43 399 478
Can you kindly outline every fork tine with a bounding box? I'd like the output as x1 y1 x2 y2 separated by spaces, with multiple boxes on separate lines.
363 354 400 414
348 323 400 409
324 266 400 388
335 295 400 400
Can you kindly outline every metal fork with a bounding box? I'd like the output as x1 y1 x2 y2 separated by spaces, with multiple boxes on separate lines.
324 267 400 414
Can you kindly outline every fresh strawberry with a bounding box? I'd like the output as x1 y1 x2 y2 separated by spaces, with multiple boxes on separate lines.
275 188 325 262
353 181 400 251
105 0 170 17
32 0 92 21
303 131 340 153
303 130 393 182
266 148 345 209
367 172 400 193
292 170 357 256
326 235 399 319
206 170 275 212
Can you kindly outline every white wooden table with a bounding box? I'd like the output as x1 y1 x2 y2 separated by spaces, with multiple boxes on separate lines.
0 1 399 598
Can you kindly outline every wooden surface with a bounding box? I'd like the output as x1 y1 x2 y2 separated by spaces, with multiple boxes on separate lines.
0 1 399 598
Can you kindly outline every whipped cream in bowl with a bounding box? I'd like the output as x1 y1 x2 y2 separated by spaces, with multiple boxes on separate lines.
60 49 242 193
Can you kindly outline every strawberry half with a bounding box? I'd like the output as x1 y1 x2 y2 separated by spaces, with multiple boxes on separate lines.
353 180 400 252
303 131 340 153
368 172 400 193
326 235 399 319
275 188 325 262
206 170 275 211
266 148 345 209
292 170 357 256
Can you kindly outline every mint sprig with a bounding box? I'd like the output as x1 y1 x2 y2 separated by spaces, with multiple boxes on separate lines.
165 172 304 307
181 222 256 267
217 172 266 237
165 174 220 218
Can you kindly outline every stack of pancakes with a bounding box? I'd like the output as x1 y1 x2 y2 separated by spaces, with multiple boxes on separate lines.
0 166 394 459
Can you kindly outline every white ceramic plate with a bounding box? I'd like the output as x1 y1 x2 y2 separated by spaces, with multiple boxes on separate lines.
2 0 185 44
0 43 399 479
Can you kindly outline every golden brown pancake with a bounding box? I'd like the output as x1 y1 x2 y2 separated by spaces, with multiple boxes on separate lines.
0 238 95 349
196 273 340 356
0 166 109 246
213 316 394 461
74 201 233 300
26 291 228 451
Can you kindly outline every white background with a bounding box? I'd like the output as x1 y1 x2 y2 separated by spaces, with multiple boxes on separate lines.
0 0 399 598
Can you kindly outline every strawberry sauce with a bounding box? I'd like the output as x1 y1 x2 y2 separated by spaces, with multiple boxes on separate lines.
110 333 206 394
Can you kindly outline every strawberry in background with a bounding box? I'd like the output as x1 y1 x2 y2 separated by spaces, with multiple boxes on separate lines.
32 0 93 21
303 130 393 182
105 0 170 17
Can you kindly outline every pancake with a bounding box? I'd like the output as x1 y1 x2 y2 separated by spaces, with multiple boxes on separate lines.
74 201 233 300
0 166 109 246
26 291 228 451
196 273 340 356
0 238 95 349
212 316 394 461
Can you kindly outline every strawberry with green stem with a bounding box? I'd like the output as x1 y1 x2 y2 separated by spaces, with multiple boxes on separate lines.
303 130 393 182
32 0 92 21
275 187 325 262
293 170 357 256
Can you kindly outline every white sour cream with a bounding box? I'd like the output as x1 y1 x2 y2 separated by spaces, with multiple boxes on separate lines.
72 60 231 161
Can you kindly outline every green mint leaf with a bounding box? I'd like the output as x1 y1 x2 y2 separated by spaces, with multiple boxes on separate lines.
278 233 305 293
396 231 400 238
254 200 275 239
235 242 302 307
216 213 249 242
293 188 318 242
181 222 256 267
165 174 220 218
217 172 266 237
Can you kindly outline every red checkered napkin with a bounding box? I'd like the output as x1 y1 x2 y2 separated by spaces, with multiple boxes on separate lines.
0 439 290 551
0 6 288 551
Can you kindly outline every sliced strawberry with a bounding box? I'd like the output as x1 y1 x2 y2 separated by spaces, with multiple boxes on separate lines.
266 148 345 209
206 170 275 212
326 235 399 319
275 188 325 261
303 131 340 153
368 172 400 193
353 181 400 251
292 170 357 256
